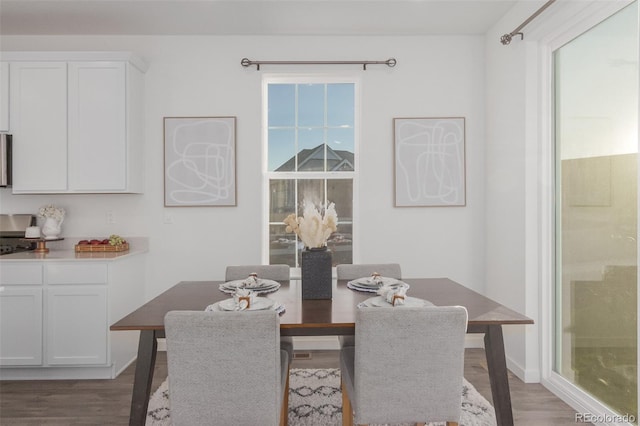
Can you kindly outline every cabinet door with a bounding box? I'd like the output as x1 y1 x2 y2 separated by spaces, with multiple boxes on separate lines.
46 286 107 365
10 62 67 191
68 62 126 191
0 62 9 132
0 287 43 366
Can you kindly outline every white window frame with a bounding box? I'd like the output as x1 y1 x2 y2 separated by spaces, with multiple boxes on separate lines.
261 73 361 276
537 0 638 421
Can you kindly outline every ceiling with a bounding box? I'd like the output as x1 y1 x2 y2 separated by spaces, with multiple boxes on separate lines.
0 0 518 36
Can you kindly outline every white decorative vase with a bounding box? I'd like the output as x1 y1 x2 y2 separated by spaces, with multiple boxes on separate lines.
41 217 62 239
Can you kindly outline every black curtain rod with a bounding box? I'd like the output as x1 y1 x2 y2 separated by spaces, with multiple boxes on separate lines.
501 0 557 45
240 57 397 71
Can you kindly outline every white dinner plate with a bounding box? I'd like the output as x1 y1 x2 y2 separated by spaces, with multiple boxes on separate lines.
349 276 401 287
366 296 431 308
205 301 286 315
217 297 275 311
219 279 281 294
347 281 410 293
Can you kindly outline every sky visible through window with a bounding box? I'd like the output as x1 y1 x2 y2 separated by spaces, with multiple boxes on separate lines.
268 83 354 171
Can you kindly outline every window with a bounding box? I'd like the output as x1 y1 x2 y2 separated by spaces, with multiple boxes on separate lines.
263 76 358 267
554 1 638 419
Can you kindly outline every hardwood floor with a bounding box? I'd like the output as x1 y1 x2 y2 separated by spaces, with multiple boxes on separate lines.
0 349 581 425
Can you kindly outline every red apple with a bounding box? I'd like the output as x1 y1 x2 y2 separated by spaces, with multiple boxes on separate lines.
101 239 109 245
90 239 101 245
78 240 89 245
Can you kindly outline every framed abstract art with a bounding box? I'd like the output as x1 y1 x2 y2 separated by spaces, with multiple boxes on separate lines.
164 116 237 207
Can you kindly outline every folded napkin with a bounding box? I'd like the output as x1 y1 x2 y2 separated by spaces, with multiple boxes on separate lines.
239 273 261 289
233 288 255 310
371 272 384 285
377 284 407 306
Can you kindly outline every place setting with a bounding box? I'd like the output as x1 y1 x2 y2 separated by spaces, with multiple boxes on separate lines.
357 283 433 309
218 272 281 294
346 272 410 293
206 271 287 316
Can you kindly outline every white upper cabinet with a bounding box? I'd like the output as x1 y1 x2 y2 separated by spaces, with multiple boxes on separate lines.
10 62 68 191
68 62 127 191
6 52 146 194
0 62 9 132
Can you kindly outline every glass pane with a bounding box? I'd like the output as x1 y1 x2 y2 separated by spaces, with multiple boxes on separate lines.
297 179 324 215
327 179 353 221
328 223 352 266
268 84 295 127
327 128 354 171
298 84 324 127
554 2 638 420
269 224 297 267
297 128 325 171
269 129 295 171
269 179 295 222
327 83 354 127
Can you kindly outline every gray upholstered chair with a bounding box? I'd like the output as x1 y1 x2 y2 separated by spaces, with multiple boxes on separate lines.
336 263 402 347
225 264 290 281
335 263 402 281
340 306 468 426
164 310 290 426
225 264 293 360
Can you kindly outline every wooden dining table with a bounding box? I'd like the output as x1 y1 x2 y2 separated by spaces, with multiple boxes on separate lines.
111 277 533 426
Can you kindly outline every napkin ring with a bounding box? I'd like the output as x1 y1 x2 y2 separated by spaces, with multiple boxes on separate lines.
238 296 251 309
391 295 405 306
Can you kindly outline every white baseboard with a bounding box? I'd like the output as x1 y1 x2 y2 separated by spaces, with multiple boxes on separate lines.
293 336 340 351
506 355 541 383
464 334 484 349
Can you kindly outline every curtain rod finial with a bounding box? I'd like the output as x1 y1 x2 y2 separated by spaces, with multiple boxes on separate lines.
500 32 524 45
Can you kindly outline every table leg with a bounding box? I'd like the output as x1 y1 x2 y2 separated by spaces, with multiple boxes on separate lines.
484 325 514 426
129 330 158 426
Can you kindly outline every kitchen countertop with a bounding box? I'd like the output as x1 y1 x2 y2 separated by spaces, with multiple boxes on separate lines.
0 237 148 262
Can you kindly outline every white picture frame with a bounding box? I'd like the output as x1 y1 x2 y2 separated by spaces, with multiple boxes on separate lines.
164 116 237 207
393 117 466 207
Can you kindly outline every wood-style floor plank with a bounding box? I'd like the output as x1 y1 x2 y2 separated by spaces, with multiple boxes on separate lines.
0 349 581 425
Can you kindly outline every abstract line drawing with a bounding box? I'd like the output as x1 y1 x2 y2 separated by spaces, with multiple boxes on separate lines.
394 117 465 207
164 117 236 206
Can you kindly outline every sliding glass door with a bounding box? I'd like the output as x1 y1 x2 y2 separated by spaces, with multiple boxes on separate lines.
554 1 638 420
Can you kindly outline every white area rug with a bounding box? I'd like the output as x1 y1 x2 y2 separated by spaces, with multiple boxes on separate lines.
146 368 497 426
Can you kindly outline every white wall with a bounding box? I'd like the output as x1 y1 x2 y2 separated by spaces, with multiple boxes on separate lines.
0 35 487 299
485 1 546 383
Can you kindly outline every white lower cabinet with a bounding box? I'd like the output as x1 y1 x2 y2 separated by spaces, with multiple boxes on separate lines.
0 256 144 379
0 263 43 366
46 285 108 365
0 287 43 365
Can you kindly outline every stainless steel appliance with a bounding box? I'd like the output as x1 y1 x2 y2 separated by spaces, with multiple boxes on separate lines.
0 134 11 187
0 214 36 255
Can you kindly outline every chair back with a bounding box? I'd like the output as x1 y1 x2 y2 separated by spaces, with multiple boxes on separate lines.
336 263 402 280
353 306 467 424
225 264 290 281
164 310 283 426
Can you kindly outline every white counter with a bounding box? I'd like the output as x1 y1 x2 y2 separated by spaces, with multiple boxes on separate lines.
0 237 148 262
